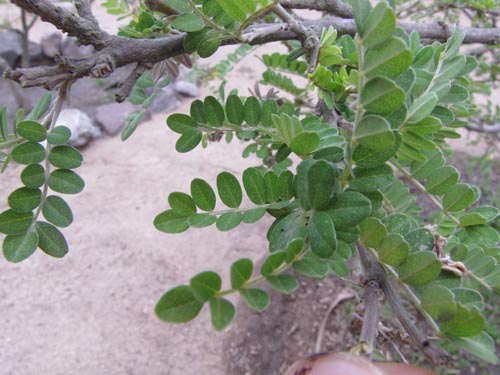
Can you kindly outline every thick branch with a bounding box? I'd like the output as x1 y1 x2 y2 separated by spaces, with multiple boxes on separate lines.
10 0 111 49
280 0 353 18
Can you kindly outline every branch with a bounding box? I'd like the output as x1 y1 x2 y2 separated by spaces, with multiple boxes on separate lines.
466 122 500 133
357 245 449 366
10 0 111 49
280 0 354 18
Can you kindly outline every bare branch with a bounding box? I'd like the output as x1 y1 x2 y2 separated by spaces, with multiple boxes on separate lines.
10 0 111 49
280 0 353 18
466 123 500 133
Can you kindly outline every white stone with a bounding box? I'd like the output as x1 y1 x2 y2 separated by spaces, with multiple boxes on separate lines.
56 108 101 147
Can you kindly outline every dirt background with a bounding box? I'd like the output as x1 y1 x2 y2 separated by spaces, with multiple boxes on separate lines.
0 2 498 375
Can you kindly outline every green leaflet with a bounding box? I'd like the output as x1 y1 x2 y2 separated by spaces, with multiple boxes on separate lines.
191 178 216 211
360 217 387 248
230 258 253 289
266 274 299 294
261 251 286 277
397 251 441 286
240 288 270 312
361 77 405 115
0 209 33 235
16 120 47 142
354 115 395 151
48 146 83 169
175 132 202 153
216 212 242 231
11 142 46 165
41 195 73 228
448 332 499 365
36 221 68 258
188 213 217 228
171 13 205 32
361 1 395 48
421 285 457 322
2 230 38 263
443 183 476 212
155 285 204 323
407 93 438 122
216 172 242 208
209 297 235 331
307 160 336 211
364 37 412 78
167 114 198 134
154 210 189 233
48 169 85 195
293 255 330 279
440 304 486 337
204 96 225 126
190 271 222 302
8 187 41 213
168 192 197 215
349 165 395 193
290 132 320 157
308 211 337 258
377 233 409 266
226 95 244 126
327 191 372 228
243 167 266 205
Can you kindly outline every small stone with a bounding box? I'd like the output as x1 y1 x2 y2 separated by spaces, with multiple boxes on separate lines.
0 30 42 67
56 108 101 147
173 80 199 98
150 86 182 113
95 102 141 136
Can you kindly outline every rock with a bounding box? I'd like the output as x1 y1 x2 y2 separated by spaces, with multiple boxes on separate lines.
95 102 151 136
41 33 62 58
0 30 43 68
61 37 95 59
173 80 199 98
56 108 101 147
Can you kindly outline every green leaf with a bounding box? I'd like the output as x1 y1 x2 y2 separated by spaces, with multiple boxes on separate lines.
361 1 395 47
243 167 266 205
154 210 189 233
210 297 235 331
410 149 445 180
191 178 216 211
155 285 204 323
351 0 371 36
421 285 457 322
188 213 216 228
190 271 222 302
8 187 41 213
407 93 438 122
2 230 38 262
460 206 500 226
349 165 395 193
361 77 405 115
448 332 499 364
439 55 467 80
243 96 261 126
216 212 242 231
266 274 299 294
308 211 337 258
16 120 47 142
217 172 242 208
172 13 205 32
47 126 71 145
26 92 52 121
327 191 372 228
402 131 435 151
463 225 500 246
11 142 46 165
175 132 202 153
279 171 294 201
424 166 460 195
168 192 196 215
364 37 412 78
48 169 84 194
36 221 68 258
307 160 336 211
293 256 330 279
240 288 270 312
0 106 8 141
443 183 476 212
241 208 266 224
0 209 33 235
360 217 387 248
167 114 198 134
226 95 244 126
41 195 73 228
261 251 286 277
264 171 281 203
452 288 484 310
354 115 395 150
398 251 441 286
403 116 442 135
378 233 409 266
164 0 190 12
197 33 221 58
440 304 486 337
214 0 249 21
231 258 253 289
128 87 147 105
290 131 320 156
48 145 82 169
204 96 225 126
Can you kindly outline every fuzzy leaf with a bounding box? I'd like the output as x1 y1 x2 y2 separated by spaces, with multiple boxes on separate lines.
155 285 203 323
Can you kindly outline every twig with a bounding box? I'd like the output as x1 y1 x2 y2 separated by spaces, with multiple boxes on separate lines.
314 289 355 353
359 280 381 359
280 0 353 18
